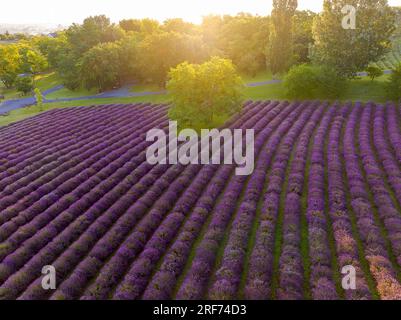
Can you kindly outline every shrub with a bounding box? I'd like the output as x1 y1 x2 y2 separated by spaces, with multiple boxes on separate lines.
386 64 401 102
284 64 345 99
366 65 384 81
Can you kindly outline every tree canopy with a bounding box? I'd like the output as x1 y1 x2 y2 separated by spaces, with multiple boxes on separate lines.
268 0 298 74
312 0 395 78
0 42 47 89
138 31 209 86
168 57 245 130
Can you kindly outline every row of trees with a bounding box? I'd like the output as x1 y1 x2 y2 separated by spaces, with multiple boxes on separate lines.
0 32 27 41
26 11 318 93
32 15 268 91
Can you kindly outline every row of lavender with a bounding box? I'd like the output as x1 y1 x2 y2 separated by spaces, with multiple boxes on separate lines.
0 102 401 300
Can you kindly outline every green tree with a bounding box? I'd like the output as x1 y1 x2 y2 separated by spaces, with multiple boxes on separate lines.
57 49 81 90
0 45 20 88
116 35 140 83
138 31 209 86
33 33 68 68
119 18 160 35
292 10 317 63
386 63 401 101
219 14 270 76
312 0 395 78
366 65 384 81
140 19 161 35
34 88 44 111
162 18 198 35
119 19 142 33
80 42 121 92
15 76 34 95
268 0 298 74
18 44 48 87
168 57 245 130
66 15 125 55
56 15 125 90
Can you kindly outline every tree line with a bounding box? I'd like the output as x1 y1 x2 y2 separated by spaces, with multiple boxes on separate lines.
1 0 400 97
0 10 318 94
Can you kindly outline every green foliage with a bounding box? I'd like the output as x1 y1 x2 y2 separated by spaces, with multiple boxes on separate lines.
312 0 395 78
0 42 52 96
15 76 33 95
0 45 20 88
292 10 317 63
167 57 245 130
0 14 275 94
66 15 125 55
116 35 140 83
119 18 160 35
366 65 384 81
80 42 121 92
18 44 48 75
56 49 81 90
218 14 270 76
200 14 271 76
386 63 401 101
268 0 298 74
138 31 209 86
119 19 143 33
140 19 161 35
33 33 68 68
162 18 198 35
0 32 27 41
284 64 345 99
56 15 125 90
79 35 140 92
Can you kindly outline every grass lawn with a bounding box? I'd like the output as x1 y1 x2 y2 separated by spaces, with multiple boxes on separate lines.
47 81 164 99
46 87 97 100
339 75 390 103
243 74 392 102
36 72 60 92
240 70 277 83
0 72 60 100
0 94 170 127
244 82 287 100
130 83 165 93
0 84 21 100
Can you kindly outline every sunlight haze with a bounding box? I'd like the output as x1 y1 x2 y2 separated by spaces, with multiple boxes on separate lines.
2 0 401 25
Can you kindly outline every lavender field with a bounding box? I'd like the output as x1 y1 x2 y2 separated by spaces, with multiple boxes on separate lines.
0 101 401 300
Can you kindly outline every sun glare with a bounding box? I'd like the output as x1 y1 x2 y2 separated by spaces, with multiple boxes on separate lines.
6 0 401 25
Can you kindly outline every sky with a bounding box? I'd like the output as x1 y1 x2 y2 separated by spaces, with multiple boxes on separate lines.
1 0 401 25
